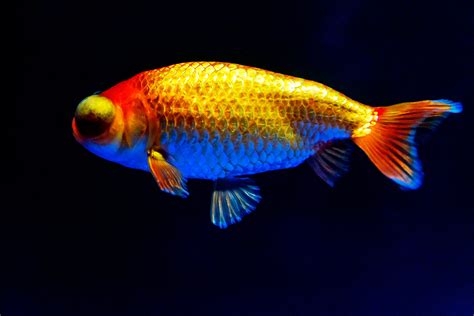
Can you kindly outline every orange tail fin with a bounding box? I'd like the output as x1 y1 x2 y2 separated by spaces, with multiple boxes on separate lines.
353 99 462 189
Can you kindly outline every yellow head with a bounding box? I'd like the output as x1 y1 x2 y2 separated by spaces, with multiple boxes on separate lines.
72 92 149 171
73 95 118 139
72 94 128 167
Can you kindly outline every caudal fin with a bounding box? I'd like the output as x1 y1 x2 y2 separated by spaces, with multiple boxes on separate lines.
353 99 462 189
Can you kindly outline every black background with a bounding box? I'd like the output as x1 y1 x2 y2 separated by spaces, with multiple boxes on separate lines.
13 0 473 315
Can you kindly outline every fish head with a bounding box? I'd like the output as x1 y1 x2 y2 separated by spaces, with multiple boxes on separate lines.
72 91 150 170
72 94 126 161
73 95 118 140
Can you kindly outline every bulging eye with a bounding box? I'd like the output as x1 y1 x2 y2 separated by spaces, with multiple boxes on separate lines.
74 95 116 138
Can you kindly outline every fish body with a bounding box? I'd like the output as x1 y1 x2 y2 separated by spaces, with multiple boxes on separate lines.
100 62 373 179
72 62 462 228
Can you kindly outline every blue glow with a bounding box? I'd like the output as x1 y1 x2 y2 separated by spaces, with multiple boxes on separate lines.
165 125 350 180
210 178 261 229
433 99 463 113
84 137 149 171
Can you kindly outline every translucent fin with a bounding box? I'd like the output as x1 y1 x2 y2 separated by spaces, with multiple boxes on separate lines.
307 141 354 187
420 100 463 130
433 99 463 113
147 148 189 198
211 178 261 229
353 99 462 190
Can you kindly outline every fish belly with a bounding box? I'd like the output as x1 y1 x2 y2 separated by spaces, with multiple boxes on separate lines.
161 123 350 180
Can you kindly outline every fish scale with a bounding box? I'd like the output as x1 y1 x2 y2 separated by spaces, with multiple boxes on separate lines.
133 62 362 179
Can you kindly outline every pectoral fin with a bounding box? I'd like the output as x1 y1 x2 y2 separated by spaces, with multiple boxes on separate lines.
211 178 261 229
147 148 188 198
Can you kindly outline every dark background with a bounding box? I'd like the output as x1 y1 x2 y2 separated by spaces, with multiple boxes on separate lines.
12 0 473 315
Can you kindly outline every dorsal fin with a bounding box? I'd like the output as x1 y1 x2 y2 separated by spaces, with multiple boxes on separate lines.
307 141 354 187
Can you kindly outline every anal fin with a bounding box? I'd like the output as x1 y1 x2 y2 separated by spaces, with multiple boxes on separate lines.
211 178 261 229
307 141 353 187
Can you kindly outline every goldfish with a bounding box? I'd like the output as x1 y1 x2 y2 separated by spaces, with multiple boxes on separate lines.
72 62 462 228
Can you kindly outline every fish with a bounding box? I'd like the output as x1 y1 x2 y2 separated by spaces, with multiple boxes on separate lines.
72 61 462 228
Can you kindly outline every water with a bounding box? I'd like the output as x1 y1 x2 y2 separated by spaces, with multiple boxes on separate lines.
13 0 473 315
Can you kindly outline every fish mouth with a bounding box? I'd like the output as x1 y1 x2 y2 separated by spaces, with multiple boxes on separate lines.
72 117 85 143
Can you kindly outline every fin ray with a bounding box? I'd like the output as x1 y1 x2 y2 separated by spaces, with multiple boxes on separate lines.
211 178 261 229
307 141 354 187
353 99 461 189
147 148 189 197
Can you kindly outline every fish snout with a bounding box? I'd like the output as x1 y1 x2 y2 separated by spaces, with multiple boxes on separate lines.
73 95 116 139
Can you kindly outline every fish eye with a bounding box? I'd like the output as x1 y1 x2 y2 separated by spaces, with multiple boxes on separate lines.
74 95 116 138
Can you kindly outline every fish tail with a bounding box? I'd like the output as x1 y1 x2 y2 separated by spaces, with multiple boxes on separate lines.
353 99 462 189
